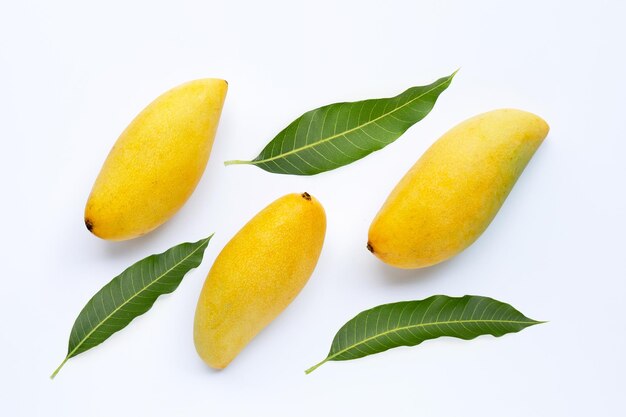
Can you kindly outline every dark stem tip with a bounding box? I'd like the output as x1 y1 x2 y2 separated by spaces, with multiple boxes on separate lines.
301 192 311 201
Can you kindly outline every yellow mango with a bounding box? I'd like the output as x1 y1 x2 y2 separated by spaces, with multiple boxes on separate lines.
85 79 228 240
368 109 549 269
194 192 326 369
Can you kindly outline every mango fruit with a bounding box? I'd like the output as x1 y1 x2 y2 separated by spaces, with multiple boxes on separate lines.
368 109 549 269
85 78 228 240
194 192 326 369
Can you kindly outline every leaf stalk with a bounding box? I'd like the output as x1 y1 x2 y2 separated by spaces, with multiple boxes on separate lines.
304 358 328 374
224 160 252 166
50 356 69 380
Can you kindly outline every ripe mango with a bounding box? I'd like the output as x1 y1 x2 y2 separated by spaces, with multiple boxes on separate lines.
368 109 549 269
194 192 326 369
85 78 228 240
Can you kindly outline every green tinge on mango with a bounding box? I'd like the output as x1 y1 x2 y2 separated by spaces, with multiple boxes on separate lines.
85 78 228 241
368 109 549 269
194 193 326 369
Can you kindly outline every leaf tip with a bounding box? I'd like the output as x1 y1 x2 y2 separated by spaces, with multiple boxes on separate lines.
451 67 461 78
191 234 214 246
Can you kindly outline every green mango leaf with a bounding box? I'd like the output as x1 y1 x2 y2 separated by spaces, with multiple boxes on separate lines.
51 236 212 379
306 295 544 374
224 71 457 175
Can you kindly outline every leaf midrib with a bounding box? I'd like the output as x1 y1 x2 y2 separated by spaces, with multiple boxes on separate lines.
66 239 208 360
251 75 452 165
328 318 538 362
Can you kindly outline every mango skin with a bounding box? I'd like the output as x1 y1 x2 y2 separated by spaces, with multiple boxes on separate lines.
194 193 326 369
368 109 549 269
85 78 228 240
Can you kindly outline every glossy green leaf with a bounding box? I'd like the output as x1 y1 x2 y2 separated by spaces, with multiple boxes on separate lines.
306 295 543 374
51 236 212 379
225 71 456 175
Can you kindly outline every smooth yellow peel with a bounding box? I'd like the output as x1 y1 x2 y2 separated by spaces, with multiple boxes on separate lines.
368 109 549 269
194 192 326 369
85 78 228 240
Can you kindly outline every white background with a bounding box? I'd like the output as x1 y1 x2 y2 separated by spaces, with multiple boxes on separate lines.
1 0 625 415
